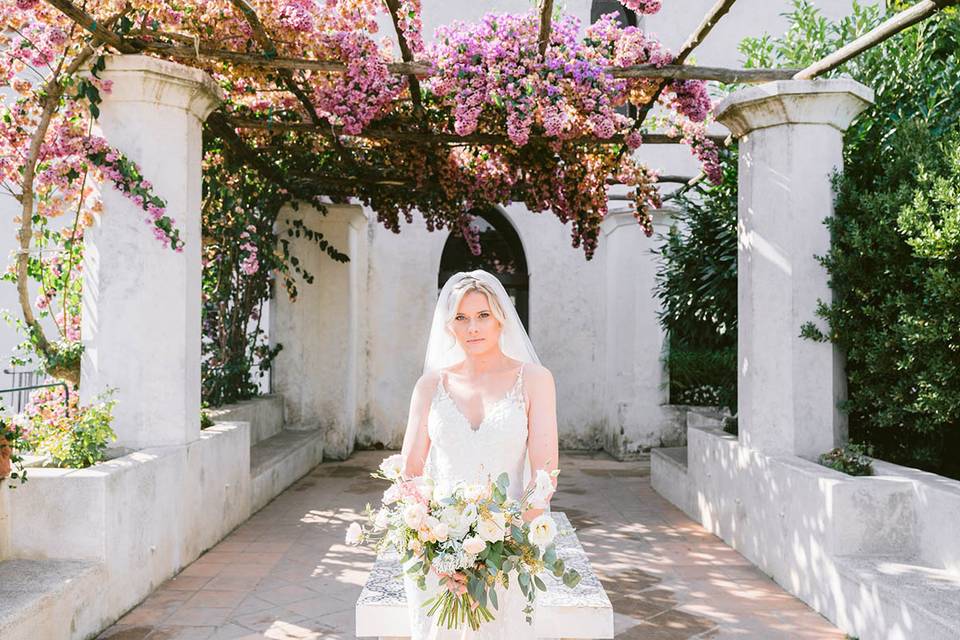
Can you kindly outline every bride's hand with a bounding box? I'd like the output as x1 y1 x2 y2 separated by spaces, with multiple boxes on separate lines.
522 506 545 523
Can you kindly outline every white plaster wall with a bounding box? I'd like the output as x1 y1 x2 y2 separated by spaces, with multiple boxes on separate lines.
361 202 609 450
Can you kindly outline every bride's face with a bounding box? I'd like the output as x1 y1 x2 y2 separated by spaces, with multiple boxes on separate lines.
450 291 502 355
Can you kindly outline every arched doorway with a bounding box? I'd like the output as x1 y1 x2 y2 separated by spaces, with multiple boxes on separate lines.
438 208 530 330
590 0 637 26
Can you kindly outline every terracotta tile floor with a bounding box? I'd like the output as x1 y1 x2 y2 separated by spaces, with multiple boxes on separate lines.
96 451 848 639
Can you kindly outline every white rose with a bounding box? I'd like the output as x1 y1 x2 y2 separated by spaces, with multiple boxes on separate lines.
528 469 555 509
462 535 487 555
528 514 557 548
463 482 489 503
412 476 435 502
438 506 464 537
374 508 391 530
461 503 479 527
403 502 428 530
476 511 507 543
345 522 363 545
378 454 404 480
432 520 450 543
432 482 452 504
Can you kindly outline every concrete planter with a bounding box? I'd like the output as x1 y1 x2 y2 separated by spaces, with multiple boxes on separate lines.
2 422 251 640
653 424 960 639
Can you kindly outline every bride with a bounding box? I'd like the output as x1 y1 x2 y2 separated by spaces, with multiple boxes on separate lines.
399 269 559 639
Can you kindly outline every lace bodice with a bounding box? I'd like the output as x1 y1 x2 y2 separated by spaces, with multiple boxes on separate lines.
425 363 528 500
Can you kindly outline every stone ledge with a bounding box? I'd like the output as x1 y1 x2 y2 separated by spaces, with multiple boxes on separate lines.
0 559 106 640
250 429 324 512
210 394 284 445
833 555 960 640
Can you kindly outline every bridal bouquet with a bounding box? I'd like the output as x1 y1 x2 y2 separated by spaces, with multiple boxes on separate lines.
345 454 581 630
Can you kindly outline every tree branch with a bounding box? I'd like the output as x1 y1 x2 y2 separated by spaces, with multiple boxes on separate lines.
793 0 959 79
616 0 739 163
538 0 554 58
382 0 425 121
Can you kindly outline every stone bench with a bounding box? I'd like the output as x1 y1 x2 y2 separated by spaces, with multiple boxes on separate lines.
356 512 614 639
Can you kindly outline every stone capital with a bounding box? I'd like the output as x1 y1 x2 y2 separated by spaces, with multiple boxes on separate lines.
715 79 873 138
95 54 224 122
319 204 368 230
602 207 674 237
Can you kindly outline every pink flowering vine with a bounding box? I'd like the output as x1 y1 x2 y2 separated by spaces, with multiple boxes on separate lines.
619 0 663 15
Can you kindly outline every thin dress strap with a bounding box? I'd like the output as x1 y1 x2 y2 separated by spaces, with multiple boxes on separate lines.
512 362 525 404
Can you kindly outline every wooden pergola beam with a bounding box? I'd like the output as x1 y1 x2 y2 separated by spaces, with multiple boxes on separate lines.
794 0 960 79
613 64 795 82
228 0 321 125
383 0 426 118
224 116 728 145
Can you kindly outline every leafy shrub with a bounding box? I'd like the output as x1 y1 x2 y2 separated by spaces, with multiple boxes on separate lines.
668 346 737 410
803 124 960 477
818 443 874 477
1 419 27 484
18 386 117 468
656 148 738 411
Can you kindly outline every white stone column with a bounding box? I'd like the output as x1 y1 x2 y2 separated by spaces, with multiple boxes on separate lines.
715 79 872 457
600 209 677 458
81 55 222 450
270 203 368 459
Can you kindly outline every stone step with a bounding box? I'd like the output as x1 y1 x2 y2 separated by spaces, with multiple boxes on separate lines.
833 555 960 640
250 428 324 512
651 446 693 517
0 558 106 640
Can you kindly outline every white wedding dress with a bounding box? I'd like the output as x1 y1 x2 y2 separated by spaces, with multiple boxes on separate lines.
403 362 538 640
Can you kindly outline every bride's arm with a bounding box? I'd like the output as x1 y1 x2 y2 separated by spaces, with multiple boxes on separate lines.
524 364 559 520
400 372 437 478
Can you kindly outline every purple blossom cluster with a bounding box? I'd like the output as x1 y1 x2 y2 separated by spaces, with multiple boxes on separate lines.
277 0 316 33
429 13 637 146
666 79 711 123
312 32 405 135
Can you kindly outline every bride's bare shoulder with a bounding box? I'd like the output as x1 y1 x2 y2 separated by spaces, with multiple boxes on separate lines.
522 362 555 388
414 368 444 395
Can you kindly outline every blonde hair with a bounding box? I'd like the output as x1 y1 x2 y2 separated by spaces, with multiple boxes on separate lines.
444 277 506 335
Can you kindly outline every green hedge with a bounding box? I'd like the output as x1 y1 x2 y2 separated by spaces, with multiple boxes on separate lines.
656 150 738 411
